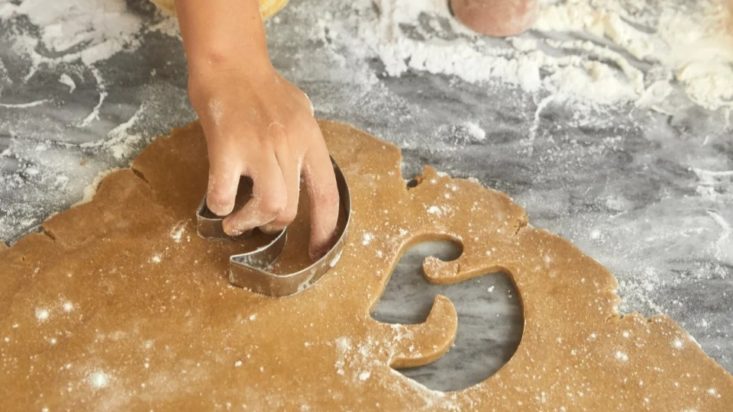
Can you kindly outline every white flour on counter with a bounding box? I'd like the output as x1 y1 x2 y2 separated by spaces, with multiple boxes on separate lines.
0 0 178 127
0 0 143 66
0 0 181 241
326 0 733 113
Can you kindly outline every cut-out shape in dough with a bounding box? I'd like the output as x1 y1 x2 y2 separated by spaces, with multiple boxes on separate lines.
0 120 731 411
372 240 523 391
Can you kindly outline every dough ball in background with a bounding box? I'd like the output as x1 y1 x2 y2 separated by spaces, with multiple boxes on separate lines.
150 0 175 14
450 0 538 37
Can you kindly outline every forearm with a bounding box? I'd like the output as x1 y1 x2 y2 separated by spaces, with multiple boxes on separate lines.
175 0 273 80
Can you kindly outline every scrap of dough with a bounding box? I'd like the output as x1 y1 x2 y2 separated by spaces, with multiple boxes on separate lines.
0 121 731 410
450 0 538 37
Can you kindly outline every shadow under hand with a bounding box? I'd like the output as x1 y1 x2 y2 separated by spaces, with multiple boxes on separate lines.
371 240 523 392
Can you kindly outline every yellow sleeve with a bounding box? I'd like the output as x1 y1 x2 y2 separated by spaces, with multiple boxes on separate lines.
150 0 288 20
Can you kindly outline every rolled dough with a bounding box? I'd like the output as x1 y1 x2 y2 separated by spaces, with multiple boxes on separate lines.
0 121 731 410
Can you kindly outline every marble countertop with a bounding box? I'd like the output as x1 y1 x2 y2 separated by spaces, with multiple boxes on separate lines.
1 0 731 392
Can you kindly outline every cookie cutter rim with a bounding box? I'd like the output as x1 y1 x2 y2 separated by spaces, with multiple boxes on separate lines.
196 158 350 297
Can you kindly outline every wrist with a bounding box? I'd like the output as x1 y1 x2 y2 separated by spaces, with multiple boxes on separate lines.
188 44 274 81
186 53 279 114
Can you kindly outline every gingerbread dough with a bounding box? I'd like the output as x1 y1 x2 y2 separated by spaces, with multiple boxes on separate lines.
1 121 731 410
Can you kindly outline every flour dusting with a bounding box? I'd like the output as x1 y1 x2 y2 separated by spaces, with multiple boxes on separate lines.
361 232 375 246
169 220 188 243
0 0 142 66
614 350 630 362
58 73 77 93
88 370 110 389
327 0 733 113
35 307 50 322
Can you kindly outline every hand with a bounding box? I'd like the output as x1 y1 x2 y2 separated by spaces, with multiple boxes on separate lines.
189 64 340 260
175 0 340 260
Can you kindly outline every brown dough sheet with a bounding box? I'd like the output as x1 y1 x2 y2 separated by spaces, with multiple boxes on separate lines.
0 121 731 410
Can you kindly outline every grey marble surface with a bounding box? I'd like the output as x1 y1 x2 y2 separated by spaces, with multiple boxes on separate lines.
372 241 523 391
1 0 731 392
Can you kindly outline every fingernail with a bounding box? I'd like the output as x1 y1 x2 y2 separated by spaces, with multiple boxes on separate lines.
260 224 284 234
226 229 243 237
224 224 244 237
207 200 227 216
309 245 328 261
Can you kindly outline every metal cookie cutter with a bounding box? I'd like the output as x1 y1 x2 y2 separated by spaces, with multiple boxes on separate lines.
196 158 351 297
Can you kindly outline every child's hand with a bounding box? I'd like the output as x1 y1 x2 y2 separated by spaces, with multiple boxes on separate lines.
190 65 339 260
175 0 339 260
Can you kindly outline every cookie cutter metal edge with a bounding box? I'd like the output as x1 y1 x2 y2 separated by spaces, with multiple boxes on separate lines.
196 158 351 297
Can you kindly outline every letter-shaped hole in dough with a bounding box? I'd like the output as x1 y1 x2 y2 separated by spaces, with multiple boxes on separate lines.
372 239 524 391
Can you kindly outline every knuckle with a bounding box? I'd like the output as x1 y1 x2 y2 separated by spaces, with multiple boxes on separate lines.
207 185 231 205
315 185 340 209
278 207 298 225
290 110 317 131
258 194 286 217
